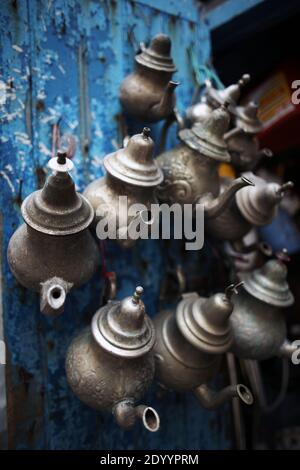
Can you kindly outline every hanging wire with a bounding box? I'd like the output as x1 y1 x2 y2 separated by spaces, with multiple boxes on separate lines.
188 47 224 90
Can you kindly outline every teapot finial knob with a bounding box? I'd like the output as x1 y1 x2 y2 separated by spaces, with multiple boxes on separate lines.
142 127 151 139
57 149 67 165
133 286 144 304
275 248 290 264
239 73 250 87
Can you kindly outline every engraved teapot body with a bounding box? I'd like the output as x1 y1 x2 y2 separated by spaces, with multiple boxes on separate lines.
157 105 252 218
66 286 160 432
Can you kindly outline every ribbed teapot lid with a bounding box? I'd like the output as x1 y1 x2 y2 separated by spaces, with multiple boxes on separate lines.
236 172 294 226
22 151 94 235
176 285 241 354
104 128 163 187
92 286 155 358
135 33 177 73
233 101 262 134
207 74 250 107
239 259 294 307
178 104 231 162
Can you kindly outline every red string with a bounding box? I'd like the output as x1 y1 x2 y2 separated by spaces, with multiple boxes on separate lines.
99 240 114 280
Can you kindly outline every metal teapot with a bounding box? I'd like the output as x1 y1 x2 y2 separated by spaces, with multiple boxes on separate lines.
186 74 250 125
226 102 272 172
66 286 160 432
120 34 178 123
156 104 252 218
230 258 295 360
154 286 253 409
84 128 163 248
206 172 293 242
7 151 99 316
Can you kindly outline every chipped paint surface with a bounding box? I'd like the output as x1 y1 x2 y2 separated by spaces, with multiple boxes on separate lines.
0 0 231 449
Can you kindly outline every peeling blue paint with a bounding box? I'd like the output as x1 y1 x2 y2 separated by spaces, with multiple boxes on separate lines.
0 0 231 450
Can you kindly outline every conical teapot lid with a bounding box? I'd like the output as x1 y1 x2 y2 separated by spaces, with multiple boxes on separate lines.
176 286 240 354
92 286 155 358
239 259 294 307
236 172 293 226
135 33 177 73
233 101 262 134
104 128 163 187
22 151 94 235
178 104 231 162
206 74 250 107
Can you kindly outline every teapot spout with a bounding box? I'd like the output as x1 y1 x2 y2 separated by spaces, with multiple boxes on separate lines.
151 80 178 120
278 339 298 359
203 176 254 220
40 277 73 316
113 400 160 432
194 383 253 410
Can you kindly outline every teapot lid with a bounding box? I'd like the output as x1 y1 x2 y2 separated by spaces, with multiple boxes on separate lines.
22 151 94 235
135 33 177 73
176 285 240 354
233 101 262 134
236 172 294 226
206 74 250 107
239 259 294 307
104 128 163 187
92 286 155 358
178 104 231 162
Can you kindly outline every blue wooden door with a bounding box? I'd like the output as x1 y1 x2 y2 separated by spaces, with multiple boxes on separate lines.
0 0 232 449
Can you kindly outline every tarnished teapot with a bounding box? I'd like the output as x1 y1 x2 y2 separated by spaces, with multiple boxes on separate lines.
84 128 163 248
120 34 178 123
206 172 294 242
230 258 295 360
156 104 252 218
66 286 160 432
186 74 250 125
154 285 253 409
7 151 99 316
226 102 272 172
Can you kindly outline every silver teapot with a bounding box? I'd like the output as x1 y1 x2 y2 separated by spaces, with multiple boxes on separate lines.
230 258 295 360
7 151 99 316
66 286 160 432
154 286 253 409
84 128 163 248
156 104 252 218
120 34 178 123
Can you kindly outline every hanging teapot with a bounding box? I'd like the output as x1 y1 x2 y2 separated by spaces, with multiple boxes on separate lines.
7 151 99 316
206 172 293 242
230 258 295 360
154 285 253 409
120 33 178 123
84 128 163 248
225 102 272 172
156 104 252 218
66 286 160 432
186 74 250 125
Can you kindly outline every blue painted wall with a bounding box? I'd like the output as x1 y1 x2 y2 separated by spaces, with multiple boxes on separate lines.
0 0 234 450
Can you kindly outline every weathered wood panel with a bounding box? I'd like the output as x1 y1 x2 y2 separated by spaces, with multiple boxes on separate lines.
0 0 231 449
